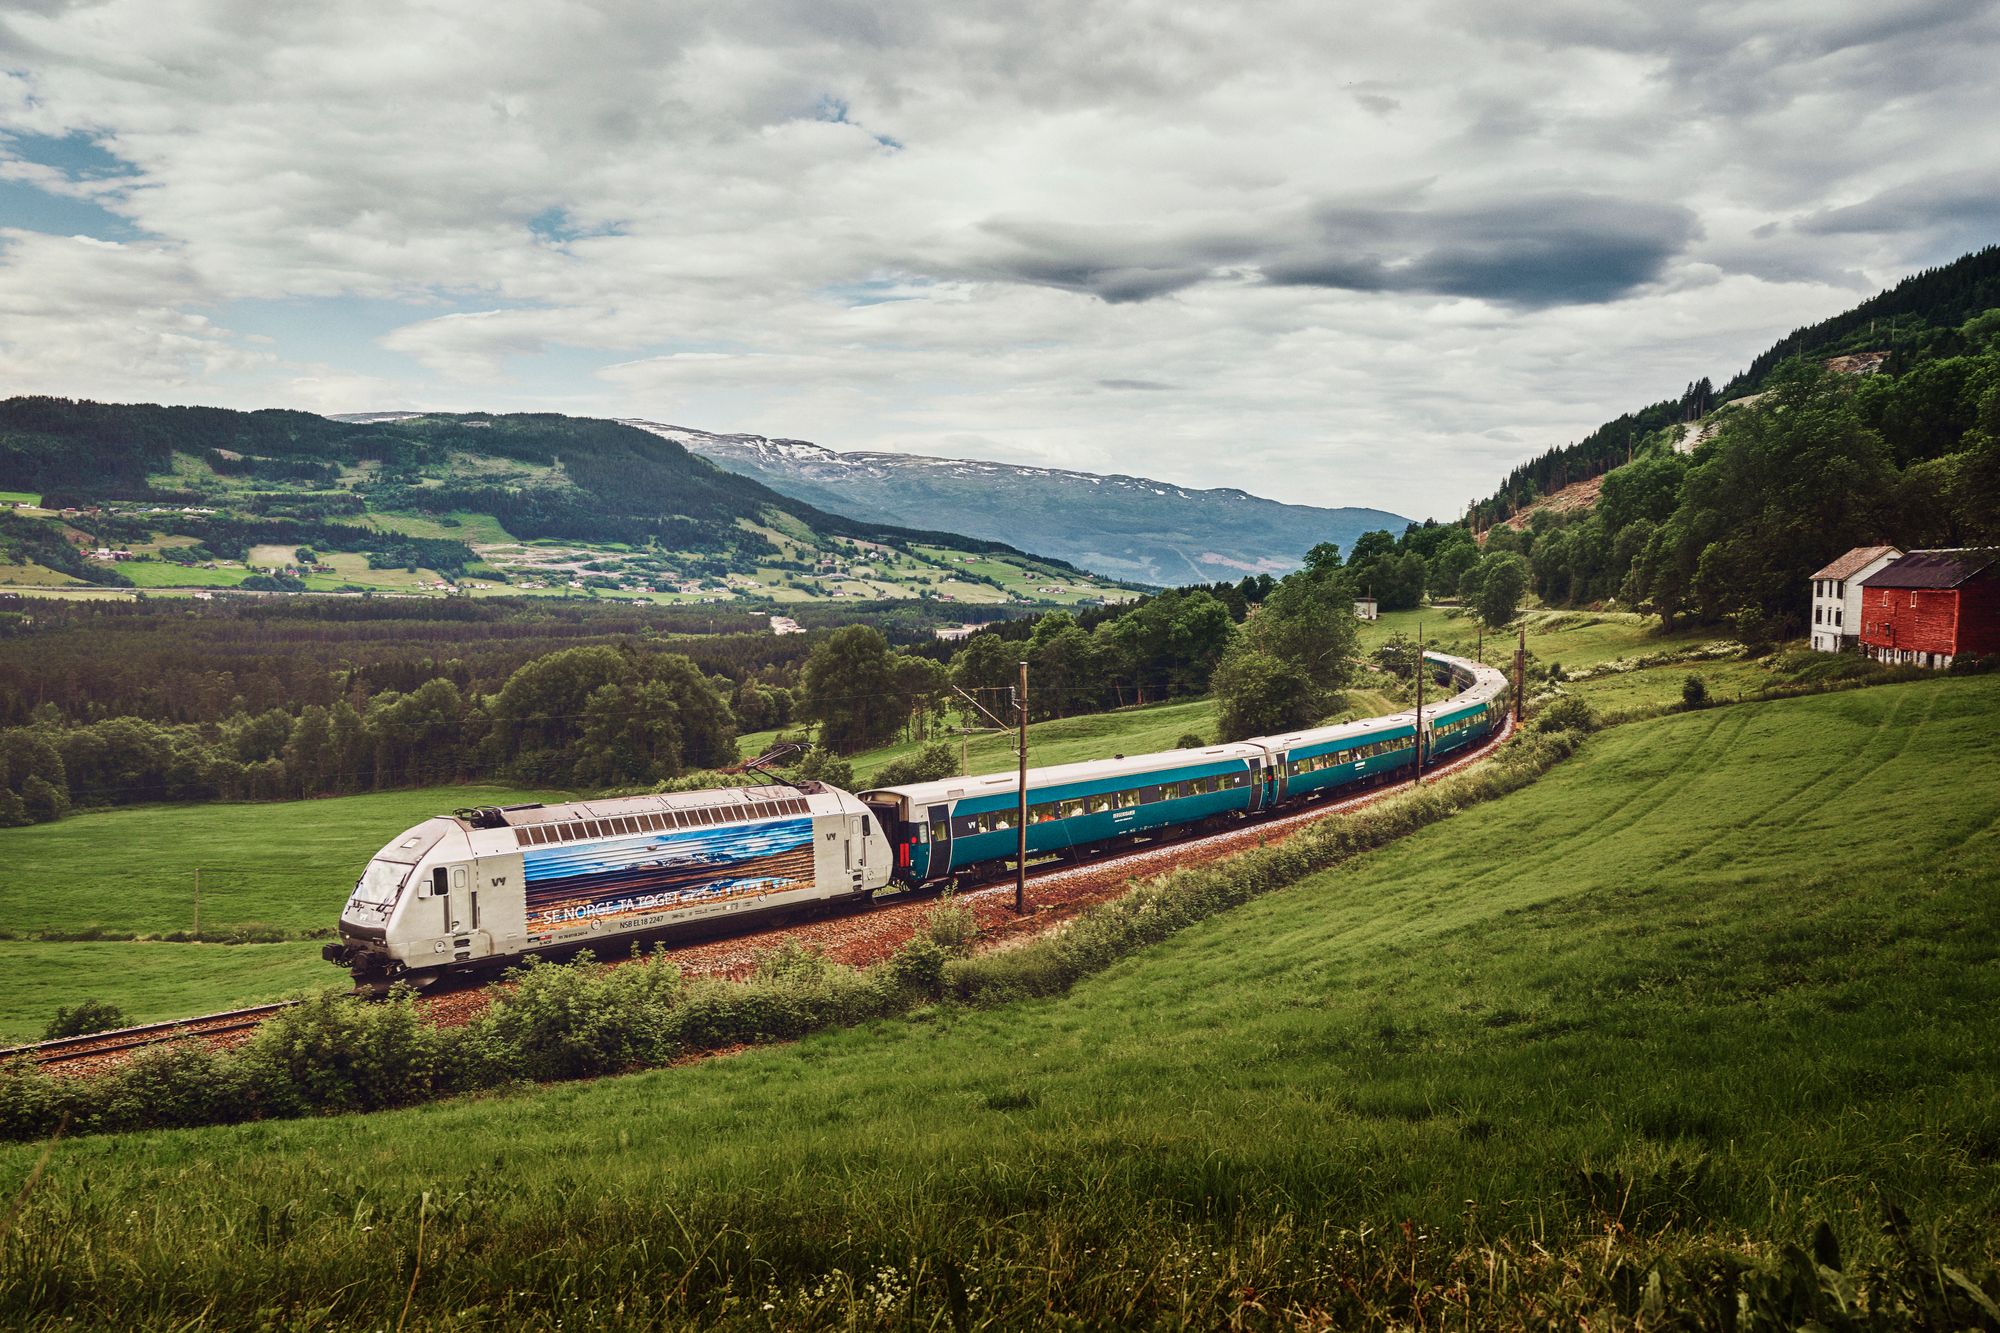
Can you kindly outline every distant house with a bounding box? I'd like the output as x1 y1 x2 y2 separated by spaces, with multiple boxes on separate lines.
1354 596 1379 621
1857 549 2000 668
1808 545 1901 653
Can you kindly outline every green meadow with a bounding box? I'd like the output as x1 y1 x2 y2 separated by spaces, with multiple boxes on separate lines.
0 784 564 1038
1 675 1993 1327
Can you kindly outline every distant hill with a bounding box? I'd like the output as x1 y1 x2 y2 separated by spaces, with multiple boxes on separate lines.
1469 244 2000 529
0 400 1134 608
624 421 1411 585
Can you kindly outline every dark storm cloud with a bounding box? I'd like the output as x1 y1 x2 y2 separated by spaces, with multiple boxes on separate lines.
1797 172 2000 236
966 193 1697 308
1262 194 1700 307
965 218 1242 302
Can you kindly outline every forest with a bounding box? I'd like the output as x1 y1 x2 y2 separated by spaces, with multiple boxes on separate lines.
1502 316 2000 637
1467 244 2000 533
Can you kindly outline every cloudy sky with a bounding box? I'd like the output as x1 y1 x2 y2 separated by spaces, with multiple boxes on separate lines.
2 1 1996 518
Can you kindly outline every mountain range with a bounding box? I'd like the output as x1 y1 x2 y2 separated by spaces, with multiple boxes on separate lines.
622 421 1410 585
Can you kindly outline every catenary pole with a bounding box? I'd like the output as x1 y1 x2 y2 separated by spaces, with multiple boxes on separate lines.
1015 660 1029 914
1514 626 1526 726
1412 624 1425 788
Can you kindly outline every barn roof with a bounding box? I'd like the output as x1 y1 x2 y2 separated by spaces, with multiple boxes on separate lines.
1859 549 2000 590
1811 544 1901 580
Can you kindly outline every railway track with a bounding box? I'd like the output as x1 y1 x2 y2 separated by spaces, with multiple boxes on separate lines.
27 706 1521 1068
0 1000 301 1068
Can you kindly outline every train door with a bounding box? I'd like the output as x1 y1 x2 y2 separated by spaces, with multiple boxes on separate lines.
844 814 868 889
1271 751 1288 804
927 803 952 878
1247 758 1264 812
433 864 474 934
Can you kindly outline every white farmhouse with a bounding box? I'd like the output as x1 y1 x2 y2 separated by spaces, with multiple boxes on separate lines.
1809 545 1901 652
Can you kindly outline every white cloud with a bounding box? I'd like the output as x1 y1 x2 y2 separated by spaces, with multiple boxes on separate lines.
0 0 1994 515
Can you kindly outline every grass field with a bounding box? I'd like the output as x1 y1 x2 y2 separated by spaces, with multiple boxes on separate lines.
0 561 81 586
0 784 568 1038
0 784 563 941
116 561 249 588
2 676 1993 1326
0 941 329 1042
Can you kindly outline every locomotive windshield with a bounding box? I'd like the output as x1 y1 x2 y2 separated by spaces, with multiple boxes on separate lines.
352 859 413 905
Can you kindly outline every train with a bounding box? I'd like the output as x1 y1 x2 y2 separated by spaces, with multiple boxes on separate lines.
324 651 1509 989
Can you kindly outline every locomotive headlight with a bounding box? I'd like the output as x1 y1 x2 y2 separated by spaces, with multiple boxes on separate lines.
434 940 448 953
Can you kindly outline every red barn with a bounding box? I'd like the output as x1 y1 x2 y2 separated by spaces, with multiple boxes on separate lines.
1857 549 2000 668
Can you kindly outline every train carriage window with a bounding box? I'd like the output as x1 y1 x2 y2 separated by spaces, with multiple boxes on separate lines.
1059 799 1084 818
992 812 1013 831
1084 794 1110 814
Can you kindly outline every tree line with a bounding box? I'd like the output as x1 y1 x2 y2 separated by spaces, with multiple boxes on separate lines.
0 645 758 826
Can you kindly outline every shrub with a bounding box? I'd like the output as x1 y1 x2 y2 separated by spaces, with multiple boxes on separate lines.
1681 675 1709 710
886 936 951 999
1532 693 1597 736
43 998 127 1040
93 1043 250 1132
920 894 979 955
237 986 448 1115
467 952 679 1082
1176 731 1207 749
793 749 855 789
870 741 959 787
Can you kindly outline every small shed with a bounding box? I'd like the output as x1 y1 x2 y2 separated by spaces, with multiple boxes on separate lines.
1857 549 2000 668
1354 597 1379 622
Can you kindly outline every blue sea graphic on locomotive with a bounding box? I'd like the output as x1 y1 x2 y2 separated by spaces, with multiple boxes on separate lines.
864 746 1268 883
520 816 815 931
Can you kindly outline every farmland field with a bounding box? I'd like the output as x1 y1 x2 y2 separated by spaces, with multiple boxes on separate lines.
3 675 1993 1327
0 784 568 1038
117 561 249 588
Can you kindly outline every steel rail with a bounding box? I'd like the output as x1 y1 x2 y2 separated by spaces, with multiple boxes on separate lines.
1 1000 302 1067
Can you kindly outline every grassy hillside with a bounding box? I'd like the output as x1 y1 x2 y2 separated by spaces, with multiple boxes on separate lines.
3 676 1993 1327
0 400 1136 608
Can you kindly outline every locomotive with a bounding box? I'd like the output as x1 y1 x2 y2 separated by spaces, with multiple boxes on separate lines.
325 651 1507 989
